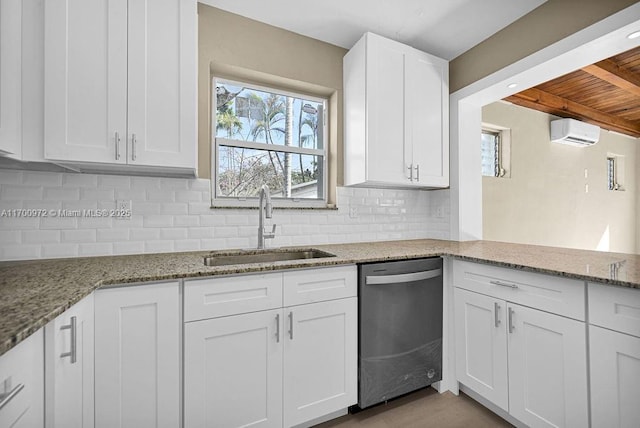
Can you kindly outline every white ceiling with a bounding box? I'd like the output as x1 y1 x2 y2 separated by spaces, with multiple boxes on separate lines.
198 0 547 60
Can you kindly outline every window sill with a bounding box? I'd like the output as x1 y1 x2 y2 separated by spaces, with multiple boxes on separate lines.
209 205 338 211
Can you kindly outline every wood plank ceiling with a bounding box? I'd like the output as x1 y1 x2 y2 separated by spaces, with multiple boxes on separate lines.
504 46 640 138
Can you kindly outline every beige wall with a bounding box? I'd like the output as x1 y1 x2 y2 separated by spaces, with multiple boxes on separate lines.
450 0 638 92
198 5 348 203
482 102 638 254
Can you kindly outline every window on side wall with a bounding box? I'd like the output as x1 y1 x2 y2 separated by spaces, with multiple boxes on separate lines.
607 155 625 191
212 78 327 208
481 125 511 178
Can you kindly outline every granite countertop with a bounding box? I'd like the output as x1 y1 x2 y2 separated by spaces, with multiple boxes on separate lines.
1 239 639 356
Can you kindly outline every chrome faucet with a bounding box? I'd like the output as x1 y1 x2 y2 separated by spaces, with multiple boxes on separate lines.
258 185 276 249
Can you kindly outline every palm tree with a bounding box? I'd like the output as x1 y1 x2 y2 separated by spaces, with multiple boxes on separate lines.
250 93 286 191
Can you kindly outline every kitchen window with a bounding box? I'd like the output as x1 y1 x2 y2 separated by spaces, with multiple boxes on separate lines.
212 78 327 207
481 126 511 178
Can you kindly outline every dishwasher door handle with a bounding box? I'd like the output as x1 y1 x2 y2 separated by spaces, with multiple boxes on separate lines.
366 268 442 285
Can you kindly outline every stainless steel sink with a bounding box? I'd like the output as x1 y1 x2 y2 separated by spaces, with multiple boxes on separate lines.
203 248 336 267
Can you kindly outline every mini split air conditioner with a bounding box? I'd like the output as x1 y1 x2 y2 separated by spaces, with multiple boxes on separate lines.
550 118 600 147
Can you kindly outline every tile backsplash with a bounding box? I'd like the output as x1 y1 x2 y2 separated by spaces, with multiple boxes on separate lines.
0 169 450 261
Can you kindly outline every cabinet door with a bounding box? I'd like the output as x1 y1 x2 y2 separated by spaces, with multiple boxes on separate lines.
507 303 588 428
184 309 283 428
406 52 448 188
283 298 357 427
44 0 127 164
127 0 196 169
45 294 94 428
366 34 409 185
0 329 44 428
454 288 508 411
590 325 640 428
94 282 180 428
0 0 22 157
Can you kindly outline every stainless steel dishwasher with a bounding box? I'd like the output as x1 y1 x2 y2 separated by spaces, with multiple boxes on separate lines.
356 257 443 409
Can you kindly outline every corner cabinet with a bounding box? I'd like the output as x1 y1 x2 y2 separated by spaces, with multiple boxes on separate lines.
344 32 448 189
94 281 181 428
183 266 357 428
453 261 589 428
44 0 197 176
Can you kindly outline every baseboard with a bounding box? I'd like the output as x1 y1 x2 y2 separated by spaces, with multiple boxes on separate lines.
291 408 348 428
459 384 526 428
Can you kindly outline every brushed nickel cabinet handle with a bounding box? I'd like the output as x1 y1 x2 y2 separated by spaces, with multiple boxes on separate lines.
508 307 515 334
415 164 420 181
60 316 77 364
288 312 293 340
0 378 24 411
494 302 501 327
407 164 413 181
275 313 280 343
131 133 137 161
490 280 519 289
115 132 121 160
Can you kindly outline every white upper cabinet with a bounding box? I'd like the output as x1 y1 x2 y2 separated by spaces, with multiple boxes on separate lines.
44 0 196 175
344 32 448 189
0 0 23 158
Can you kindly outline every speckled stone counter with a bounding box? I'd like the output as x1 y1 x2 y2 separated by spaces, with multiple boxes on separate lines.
1 239 639 356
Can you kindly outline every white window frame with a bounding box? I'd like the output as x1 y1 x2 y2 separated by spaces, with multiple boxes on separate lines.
211 77 328 208
481 123 511 178
607 154 625 191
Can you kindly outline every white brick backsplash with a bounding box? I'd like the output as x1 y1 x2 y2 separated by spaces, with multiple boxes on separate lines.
97 228 129 242
0 230 21 244
0 169 450 260
2 185 43 200
160 202 188 215
23 172 63 187
79 243 113 256
130 228 160 241
174 239 200 251
44 188 80 201
160 228 188 240
0 170 22 185
62 229 97 243
42 243 78 258
113 241 145 254
2 244 41 260
143 215 174 228
22 230 60 244
63 174 97 188
144 240 175 253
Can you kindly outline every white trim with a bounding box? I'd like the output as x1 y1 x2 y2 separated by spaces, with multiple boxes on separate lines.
216 138 324 157
449 3 640 241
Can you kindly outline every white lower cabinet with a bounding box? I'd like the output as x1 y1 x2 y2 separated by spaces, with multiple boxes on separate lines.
454 261 589 428
184 309 283 428
589 326 640 428
45 294 94 428
0 329 44 428
283 298 357 427
94 281 181 428
184 266 358 428
507 303 588 428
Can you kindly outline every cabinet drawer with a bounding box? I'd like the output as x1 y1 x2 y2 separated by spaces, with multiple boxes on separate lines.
589 283 640 338
453 260 585 321
283 265 357 306
184 273 283 321
0 329 44 427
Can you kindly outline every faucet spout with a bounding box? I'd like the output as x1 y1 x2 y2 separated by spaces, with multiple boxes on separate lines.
258 185 276 249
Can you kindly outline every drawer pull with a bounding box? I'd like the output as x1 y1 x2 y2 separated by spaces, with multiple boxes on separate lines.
275 313 280 343
494 302 501 327
490 280 519 289
60 316 77 364
288 312 293 340
0 378 25 411
508 307 515 334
